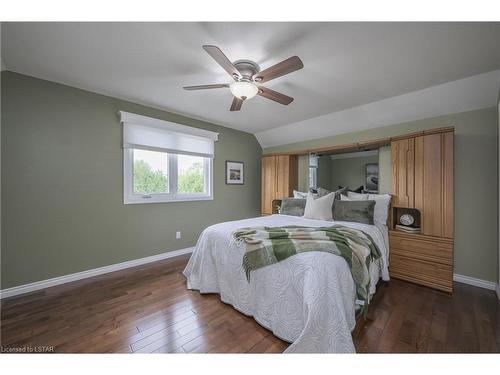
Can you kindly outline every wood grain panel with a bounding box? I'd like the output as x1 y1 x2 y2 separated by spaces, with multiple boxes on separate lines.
391 141 399 204
389 232 453 265
389 230 454 293
397 140 407 206
414 136 424 214
276 155 298 199
261 155 297 215
391 139 414 207
421 134 444 237
390 254 453 292
276 155 290 199
443 132 454 238
261 156 276 215
406 138 415 207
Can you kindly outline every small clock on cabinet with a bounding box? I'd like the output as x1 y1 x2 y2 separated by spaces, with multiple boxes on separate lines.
400 213 414 226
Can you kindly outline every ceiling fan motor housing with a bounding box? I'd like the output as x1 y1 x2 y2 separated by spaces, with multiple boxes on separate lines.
233 60 260 81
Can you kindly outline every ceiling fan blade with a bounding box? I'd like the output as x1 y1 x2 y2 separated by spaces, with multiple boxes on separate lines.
254 56 304 83
183 84 229 90
230 97 243 111
257 86 294 105
203 45 242 80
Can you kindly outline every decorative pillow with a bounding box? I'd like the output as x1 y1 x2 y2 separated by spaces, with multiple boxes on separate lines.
316 187 331 197
335 186 349 200
332 200 375 225
316 186 347 200
339 185 364 193
347 191 369 200
293 190 308 199
303 192 335 221
353 185 364 193
367 193 392 227
280 198 306 216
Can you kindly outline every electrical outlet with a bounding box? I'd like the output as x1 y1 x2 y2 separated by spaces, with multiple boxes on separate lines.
176 231 181 240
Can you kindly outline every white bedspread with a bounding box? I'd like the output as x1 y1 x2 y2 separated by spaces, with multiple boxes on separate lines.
183 214 390 353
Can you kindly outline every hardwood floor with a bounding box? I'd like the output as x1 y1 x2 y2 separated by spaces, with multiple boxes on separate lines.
1 254 498 353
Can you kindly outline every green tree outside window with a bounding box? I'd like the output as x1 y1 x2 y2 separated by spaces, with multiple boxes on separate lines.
133 159 168 194
178 162 204 193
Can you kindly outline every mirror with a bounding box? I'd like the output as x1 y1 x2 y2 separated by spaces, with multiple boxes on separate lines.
309 150 379 193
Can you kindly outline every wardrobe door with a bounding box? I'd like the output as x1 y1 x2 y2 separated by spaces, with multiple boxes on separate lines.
414 136 424 215
443 132 454 238
391 138 415 207
261 156 276 215
276 155 290 200
276 155 298 199
415 133 443 237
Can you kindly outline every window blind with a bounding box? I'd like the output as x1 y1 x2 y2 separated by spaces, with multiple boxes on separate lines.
119 111 219 158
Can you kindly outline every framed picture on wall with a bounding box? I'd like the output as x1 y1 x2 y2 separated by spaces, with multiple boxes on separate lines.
365 163 379 193
226 161 244 185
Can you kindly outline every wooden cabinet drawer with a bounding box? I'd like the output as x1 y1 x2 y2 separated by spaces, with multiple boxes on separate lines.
390 254 452 292
390 233 452 264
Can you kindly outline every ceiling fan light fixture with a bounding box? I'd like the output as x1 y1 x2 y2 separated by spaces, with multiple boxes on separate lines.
185 46 303 110
230 81 258 100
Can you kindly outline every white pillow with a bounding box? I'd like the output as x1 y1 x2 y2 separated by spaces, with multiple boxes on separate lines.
293 190 308 199
367 193 392 227
303 192 335 221
347 191 369 200
340 194 351 201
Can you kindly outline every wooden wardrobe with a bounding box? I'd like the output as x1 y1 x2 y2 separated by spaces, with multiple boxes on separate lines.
390 128 454 293
261 155 298 215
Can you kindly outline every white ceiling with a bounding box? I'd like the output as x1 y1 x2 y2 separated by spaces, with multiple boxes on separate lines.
2 22 500 136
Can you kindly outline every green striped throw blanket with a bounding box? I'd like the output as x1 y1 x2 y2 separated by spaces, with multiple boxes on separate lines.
233 225 381 313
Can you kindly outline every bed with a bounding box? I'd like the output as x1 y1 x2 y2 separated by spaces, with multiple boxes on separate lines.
183 214 390 353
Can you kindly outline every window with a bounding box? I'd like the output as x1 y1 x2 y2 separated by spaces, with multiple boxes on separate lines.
120 111 218 204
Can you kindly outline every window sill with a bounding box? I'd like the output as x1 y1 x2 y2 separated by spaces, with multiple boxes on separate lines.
124 195 214 205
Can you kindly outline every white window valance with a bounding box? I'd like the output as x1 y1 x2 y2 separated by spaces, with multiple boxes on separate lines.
119 111 219 158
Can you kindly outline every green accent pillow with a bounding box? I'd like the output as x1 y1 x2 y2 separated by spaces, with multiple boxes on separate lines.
316 187 331 197
317 186 348 200
334 186 349 200
332 200 375 225
280 198 306 216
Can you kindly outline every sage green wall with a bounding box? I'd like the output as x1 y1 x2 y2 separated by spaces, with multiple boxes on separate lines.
264 107 499 283
1 72 262 289
378 146 391 194
329 154 378 192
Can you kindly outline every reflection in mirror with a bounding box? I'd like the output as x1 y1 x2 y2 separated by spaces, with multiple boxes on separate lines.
310 149 379 194
308 153 319 189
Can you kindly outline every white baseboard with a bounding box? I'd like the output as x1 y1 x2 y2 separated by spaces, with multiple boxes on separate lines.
496 283 500 300
453 273 497 291
0 247 194 299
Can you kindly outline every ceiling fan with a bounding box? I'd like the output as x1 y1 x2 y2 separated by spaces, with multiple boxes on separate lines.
183 45 304 111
